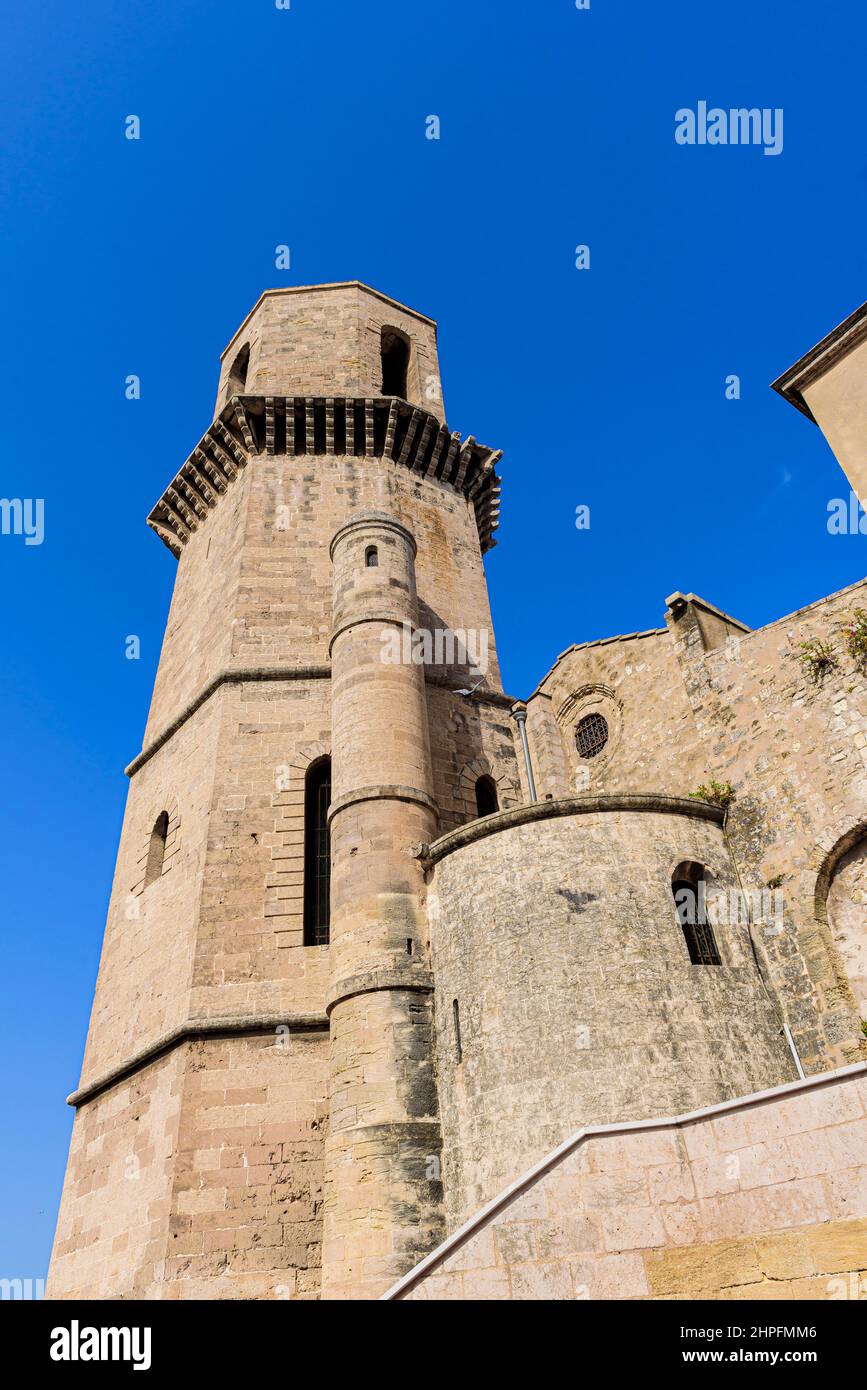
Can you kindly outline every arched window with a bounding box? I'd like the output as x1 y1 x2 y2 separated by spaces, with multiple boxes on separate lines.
380 327 410 397
304 757 331 946
365 545 378 567
144 812 169 888
671 863 721 965
825 829 867 1019
227 343 250 395
475 774 499 818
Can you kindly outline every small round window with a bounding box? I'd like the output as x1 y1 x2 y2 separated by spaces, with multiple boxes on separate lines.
576 712 609 759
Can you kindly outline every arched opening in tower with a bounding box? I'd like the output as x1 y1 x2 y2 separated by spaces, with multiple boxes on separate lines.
671 862 721 966
144 812 169 887
227 342 250 396
475 774 499 818
380 327 410 398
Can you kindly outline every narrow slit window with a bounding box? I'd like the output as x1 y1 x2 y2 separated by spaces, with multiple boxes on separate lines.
474 774 499 818
452 999 463 1063
365 545 378 567
304 758 331 946
144 812 169 887
672 872 721 965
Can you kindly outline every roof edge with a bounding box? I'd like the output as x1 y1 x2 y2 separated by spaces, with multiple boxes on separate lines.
771 300 867 422
220 281 438 360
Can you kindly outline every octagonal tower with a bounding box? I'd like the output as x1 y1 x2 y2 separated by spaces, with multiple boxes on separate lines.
46 283 516 1301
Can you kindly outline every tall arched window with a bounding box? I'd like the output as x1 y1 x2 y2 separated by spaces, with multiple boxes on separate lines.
671 862 721 965
227 343 250 395
825 829 867 1020
304 757 331 946
380 327 410 397
475 775 499 818
144 812 169 887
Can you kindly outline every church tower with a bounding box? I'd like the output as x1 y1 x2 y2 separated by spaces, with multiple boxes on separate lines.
46 283 516 1300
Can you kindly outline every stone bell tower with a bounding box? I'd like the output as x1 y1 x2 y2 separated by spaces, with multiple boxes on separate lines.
46 282 517 1301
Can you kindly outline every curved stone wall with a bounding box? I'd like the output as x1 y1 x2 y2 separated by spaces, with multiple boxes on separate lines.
426 796 797 1228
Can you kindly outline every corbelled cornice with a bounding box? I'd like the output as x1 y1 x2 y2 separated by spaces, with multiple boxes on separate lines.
148 395 503 557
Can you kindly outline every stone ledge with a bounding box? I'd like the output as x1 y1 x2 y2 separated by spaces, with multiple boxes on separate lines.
421 793 727 867
125 665 331 777
68 1011 329 1108
327 784 439 825
329 511 418 559
328 613 420 655
127 664 516 778
326 968 435 1017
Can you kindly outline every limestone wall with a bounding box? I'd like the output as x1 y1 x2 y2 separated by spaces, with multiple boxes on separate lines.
215 284 443 420
46 1050 184 1299
47 1031 329 1301
142 450 505 743
525 629 699 800
191 677 333 1009
427 798 796 1229
526 578 867 1073
78 691 224 1086
665 581 867 1071
387 1064 867 1301
163 1031 328 1301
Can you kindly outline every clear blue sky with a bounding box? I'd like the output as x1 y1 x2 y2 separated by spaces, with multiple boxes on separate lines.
1 0 864 1284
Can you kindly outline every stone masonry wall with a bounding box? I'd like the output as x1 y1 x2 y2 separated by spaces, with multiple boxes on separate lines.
162 1031 329 1300
46 1050 184 1300
525 629 697 801
215 284 444 421
78 691 224 1086
526 578 867 1074
427 801 796 1231
667 579 867 1070
390 1064 867 1301
143 459 249 744
143 449 506 743
47 1032 329 1301
191 677 332 1010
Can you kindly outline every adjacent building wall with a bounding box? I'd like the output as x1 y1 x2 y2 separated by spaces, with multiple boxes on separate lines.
525 578 867 1076
772 302 867 510
666 581 867 1072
